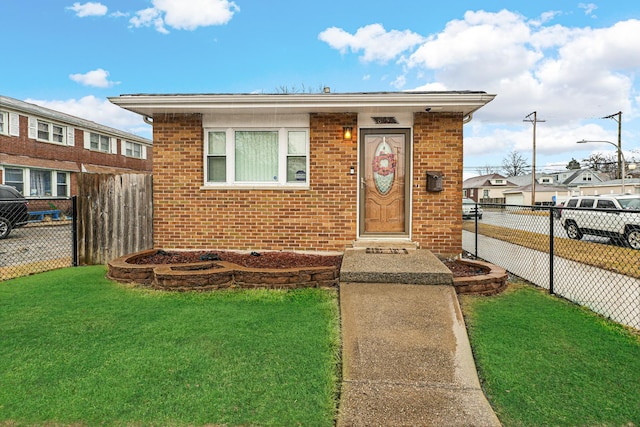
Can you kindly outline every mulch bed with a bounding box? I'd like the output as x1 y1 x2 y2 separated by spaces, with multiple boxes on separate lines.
131 250 483 277
130 250 343 270
442 260 489 277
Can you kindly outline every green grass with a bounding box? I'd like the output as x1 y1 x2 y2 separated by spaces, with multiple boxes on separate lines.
0 266 340 426
460 282 640 427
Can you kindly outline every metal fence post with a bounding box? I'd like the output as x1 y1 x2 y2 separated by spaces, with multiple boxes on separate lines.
72 195 78 267
474 203 479 259
549 206 555 295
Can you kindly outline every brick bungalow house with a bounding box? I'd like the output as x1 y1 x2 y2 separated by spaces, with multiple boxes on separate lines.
463 173 518 203
110 91 495 258
0 95 152 198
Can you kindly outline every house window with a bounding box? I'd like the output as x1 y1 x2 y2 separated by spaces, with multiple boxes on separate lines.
0 110 7 135
483 189 489 198
57 172 68 196
90 132 111 153
125 141 143 158
206 131 226 182
204 128 309 187
235 131 278 181
37 120 66 144
287 131 307 182
30 169 52 196
582 174 592 181
4 168 24 194
3 167 69 197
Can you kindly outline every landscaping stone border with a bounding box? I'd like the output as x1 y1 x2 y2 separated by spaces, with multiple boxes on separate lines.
452 259 508 295
107 249 340 291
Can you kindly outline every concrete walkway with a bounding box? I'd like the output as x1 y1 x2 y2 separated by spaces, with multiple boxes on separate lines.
337 249 501 426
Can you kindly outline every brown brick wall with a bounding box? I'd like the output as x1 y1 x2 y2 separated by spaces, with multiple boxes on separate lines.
152 113 359 252
0 114 152 181
411 112 463 257
152 111 464 256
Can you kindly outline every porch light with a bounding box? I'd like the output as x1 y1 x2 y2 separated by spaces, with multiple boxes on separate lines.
343 126 353 140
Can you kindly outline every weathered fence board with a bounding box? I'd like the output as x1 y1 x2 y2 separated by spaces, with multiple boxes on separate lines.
76 173 153 265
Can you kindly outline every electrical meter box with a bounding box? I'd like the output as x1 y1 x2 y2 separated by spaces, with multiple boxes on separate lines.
426 171 443 192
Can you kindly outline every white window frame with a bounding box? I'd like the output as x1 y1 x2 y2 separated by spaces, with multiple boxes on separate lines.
29 117 74 146
124 141 145 158
89 132 111 153
2 167 69 197
0 110 7 135
3 167 25 194
203 127 310 189
36 119 66 144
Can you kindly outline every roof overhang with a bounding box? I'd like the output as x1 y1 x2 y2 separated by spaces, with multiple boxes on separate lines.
108 91 496 119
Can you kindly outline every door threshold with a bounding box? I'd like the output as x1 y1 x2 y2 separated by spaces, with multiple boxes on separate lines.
351 238 418 250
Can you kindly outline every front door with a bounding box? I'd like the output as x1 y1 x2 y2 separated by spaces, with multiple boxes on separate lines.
360 129 410 235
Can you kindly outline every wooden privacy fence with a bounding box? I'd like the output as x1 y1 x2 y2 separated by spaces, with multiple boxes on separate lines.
76 173 153 265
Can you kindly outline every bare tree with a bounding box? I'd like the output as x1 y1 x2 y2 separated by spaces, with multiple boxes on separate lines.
475 165 499 175
583 152 617 178
274 84 326 94
501 150 529 177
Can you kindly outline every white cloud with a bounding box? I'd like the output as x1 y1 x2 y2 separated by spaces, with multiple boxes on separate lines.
579 3 598 17
129 0 239 33
67 2 108 17
401 12 640 128
129 7 168 33
318 24 424 63
25 96 150 138
69 69 119 88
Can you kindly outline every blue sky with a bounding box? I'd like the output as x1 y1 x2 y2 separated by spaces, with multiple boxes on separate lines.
3 0 640 178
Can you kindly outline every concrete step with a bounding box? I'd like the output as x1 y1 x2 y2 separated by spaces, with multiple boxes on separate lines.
339 248 453 285
350 239 419 250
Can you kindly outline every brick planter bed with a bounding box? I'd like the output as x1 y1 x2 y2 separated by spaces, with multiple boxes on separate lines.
449 259 508 296
107 249 342 291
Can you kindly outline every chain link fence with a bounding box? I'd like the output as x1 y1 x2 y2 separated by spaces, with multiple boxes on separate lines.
0 197 76 281
463 202 640 331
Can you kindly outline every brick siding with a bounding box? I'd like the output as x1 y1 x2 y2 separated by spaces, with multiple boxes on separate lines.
152 112 464 257
0 114 152 194
411 112 463 257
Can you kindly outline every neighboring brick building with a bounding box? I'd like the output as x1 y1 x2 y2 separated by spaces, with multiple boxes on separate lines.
0 95 152 198
110 91 494 257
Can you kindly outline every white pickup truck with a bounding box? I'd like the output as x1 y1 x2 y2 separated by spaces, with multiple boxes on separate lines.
561 195 640 249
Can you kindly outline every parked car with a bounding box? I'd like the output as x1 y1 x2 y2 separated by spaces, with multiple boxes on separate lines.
0 184 29 239
552 201 564 219
462 198 483 219
561 195 640 249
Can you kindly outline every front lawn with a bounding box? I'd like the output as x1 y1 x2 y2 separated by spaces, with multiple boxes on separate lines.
460 281 640 426
0 266 340 426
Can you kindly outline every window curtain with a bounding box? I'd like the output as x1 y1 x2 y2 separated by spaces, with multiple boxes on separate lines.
235 131 278 182
30 170 51 196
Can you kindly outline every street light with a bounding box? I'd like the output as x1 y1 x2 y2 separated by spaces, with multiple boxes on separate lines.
576 139 626 194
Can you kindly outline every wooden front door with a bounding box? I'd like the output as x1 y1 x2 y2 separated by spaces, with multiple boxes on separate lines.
360 129 410 235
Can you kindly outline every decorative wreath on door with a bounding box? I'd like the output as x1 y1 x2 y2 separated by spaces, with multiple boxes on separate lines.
372 153 396 177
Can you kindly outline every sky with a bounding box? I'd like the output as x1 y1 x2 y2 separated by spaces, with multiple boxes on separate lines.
3 0 640 179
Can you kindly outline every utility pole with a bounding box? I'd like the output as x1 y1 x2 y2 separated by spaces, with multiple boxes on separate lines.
524 112 545 207
602 111 622 180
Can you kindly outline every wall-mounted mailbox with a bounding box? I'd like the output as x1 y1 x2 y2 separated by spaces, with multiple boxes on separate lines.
426 171 443 192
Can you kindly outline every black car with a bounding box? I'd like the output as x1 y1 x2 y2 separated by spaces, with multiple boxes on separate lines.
0 184 29 239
